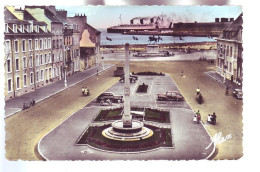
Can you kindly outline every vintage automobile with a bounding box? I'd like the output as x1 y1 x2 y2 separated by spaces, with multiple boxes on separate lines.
119 75 136 83
22 99 35 110
157 90 184 101
233 88 243 99
114 67 124 77
96 92 124 103
100 99 113 106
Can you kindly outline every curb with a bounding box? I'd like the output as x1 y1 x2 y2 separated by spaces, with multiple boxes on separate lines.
4 64 115 119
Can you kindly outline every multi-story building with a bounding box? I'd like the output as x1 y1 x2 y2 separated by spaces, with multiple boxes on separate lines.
25 6 64 82
56 10 80 75
67 14 101 70
4 6 52 100
215 13 243 85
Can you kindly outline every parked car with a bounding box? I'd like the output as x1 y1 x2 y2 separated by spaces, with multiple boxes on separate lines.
96 92 124 103
119 75 136 83
22 99 35 110
157 91 184 101
233 89 243 99
114 67 124 77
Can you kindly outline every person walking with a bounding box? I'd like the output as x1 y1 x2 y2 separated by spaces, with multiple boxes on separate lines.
196 87 200 95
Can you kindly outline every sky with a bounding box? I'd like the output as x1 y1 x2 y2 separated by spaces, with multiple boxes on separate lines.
57 5 242 29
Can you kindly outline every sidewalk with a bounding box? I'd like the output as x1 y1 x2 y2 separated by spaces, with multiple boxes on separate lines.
4 64 114 118
205 71 242 91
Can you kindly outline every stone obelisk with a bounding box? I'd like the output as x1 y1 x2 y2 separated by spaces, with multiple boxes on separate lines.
123 43 132 128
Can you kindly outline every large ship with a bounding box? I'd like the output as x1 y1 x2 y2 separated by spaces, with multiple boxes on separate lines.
107 16 173 34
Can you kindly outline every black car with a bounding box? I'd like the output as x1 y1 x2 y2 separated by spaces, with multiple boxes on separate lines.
96 92 124 103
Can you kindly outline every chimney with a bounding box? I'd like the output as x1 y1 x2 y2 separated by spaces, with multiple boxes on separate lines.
140 18 144 24
130 19 133 25
215 18 220 22
230 18 234 22
221 18 228 22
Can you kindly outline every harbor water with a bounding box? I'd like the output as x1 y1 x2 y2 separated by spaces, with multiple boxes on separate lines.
99 29 216 46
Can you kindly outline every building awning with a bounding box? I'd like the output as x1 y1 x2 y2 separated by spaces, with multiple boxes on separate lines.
80 29 95 48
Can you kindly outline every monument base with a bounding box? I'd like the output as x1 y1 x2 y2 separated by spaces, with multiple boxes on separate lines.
102 120 153 141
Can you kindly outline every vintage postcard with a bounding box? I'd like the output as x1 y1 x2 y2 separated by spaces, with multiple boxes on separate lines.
3 4 243 161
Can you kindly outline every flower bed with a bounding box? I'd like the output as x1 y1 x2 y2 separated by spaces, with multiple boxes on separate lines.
76 124 173 152
93 107 170 123
133 71 165 76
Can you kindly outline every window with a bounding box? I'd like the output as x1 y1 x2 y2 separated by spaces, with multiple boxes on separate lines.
53 40 55 48
60 39 63 47
35 25 39 32
230 46 233 57
36 71 39 82
28 39 32 51
56 39 59 48
7 59 11 72
49 53 52 63
39 39 43 49
13 24 17 33
15 58 19 71
35 39 39 50
24 74 27 86
16 77 20 89
229 62 232 73
44 38 47 49
5 23 8 32
36 55 39 66
22 39 26 52
30 72 34 84
41 70 44 81
44 54 47 64
29 56 33 68
49 68 52 78
8 79 12 92
45 69 48 80
23 57 27 69
227 46 229 57
14 40 19 53
5 40 11 54
27 25 31 33
40 54 43 65
48 38 51 48
57 67 60 76
20 25 24 33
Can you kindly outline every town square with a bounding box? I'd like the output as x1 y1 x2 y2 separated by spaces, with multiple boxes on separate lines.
2 2 258 171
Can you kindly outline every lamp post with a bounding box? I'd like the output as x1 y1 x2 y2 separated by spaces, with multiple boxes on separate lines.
223 64 227 84
64 65 67 88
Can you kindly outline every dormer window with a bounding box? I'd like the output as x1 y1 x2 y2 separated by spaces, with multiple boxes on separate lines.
20 25 24 32
35 25 39 33
5 23 9 33
13 24 17 33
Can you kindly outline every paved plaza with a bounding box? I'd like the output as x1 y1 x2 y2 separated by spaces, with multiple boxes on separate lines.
38 75 215 160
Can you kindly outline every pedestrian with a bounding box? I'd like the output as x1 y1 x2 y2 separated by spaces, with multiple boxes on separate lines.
196 87 200 95
196 112 201 124
82 87 85 95
181 69 183 77
97 69 99 76
225 86 229 95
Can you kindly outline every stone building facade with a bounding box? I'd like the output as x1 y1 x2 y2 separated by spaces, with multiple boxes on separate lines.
215 13 243 85
4 7 52 100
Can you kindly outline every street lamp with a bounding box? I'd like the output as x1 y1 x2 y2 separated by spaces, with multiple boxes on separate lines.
223 64 227 84
101 56 104 70
64 65 67 88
